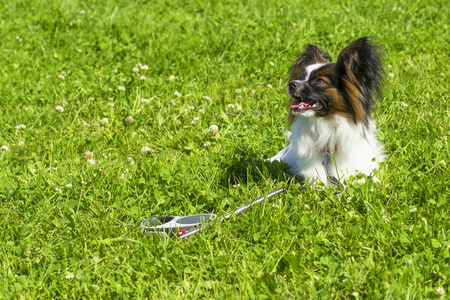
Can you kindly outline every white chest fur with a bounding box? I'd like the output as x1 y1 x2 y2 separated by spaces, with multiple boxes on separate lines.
271 115 384 185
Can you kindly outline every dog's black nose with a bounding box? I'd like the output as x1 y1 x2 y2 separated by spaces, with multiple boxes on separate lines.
288 81 298 91
289 80 306 94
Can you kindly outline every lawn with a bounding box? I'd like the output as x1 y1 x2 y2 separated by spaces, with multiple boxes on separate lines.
0 0 448 298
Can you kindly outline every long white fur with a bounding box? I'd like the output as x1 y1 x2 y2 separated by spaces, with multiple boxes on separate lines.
271 114 384 185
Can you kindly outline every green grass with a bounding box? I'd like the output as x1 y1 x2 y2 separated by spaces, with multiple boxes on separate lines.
0 0 449 298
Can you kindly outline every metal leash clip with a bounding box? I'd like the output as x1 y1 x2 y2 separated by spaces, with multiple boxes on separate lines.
322 152 343 189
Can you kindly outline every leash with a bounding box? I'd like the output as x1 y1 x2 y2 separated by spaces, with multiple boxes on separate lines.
140 187 287 240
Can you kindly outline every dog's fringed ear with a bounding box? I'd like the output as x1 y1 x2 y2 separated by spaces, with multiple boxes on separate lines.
335 37 384 124
289 45 331 82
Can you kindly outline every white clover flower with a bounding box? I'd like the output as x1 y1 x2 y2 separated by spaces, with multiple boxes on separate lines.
203 142 211 147
125 116 134 123
236 104 242 110
93 256 100 263
80 10 85 14
442 136 448 141
58 74 65 79
267 84 273 89
409 207 417 213
101 118 109 124
85 151 94 159
128 157 135 164
108 88 113 92
133 67 139 72
204 96 212 101
167 75 176 81
209 125 219 136
174 91 182 97
15 124 26 129
436 287 445 295
18 141 24 146
227 104 235 109
440 160 446 166
191 117 199 124
139 75 147 80
65 183 72 188
401 102 408 107
87 159 96 165
198 109 205 114
120 173 125 180
140 65 149 70
1 145 8 151
188 83 194 87
55 188 62 193
237 95 242 99
188 105 195 110
55 106 64 112
65 274 75 280
107 103 114 107
388 73 394 78
141 146 152 154
118 86 125 91
235 88 242 93
140 98 149 105
81 181 87 185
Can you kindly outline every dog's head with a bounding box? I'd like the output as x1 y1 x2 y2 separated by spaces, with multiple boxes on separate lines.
287 37 384 126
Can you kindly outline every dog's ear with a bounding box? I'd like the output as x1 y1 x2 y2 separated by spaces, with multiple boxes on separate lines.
335 37 384 124
289 45 331 82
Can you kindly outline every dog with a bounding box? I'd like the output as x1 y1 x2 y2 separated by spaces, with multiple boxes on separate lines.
271 37 385 186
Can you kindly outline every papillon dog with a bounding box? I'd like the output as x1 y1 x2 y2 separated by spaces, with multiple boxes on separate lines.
271 37 385 186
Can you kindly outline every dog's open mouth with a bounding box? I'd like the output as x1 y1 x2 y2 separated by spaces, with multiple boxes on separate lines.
291 99 324 112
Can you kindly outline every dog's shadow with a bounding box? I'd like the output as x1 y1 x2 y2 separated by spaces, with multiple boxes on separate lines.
218 147 303 188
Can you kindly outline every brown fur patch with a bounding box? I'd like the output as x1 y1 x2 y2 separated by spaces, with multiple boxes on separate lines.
341 63 366 122
323 88 354 121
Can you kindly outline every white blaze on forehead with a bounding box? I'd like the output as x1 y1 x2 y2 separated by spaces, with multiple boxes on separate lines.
303 63 326 81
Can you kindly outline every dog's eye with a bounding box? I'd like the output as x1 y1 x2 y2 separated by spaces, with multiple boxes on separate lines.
316 78 326 84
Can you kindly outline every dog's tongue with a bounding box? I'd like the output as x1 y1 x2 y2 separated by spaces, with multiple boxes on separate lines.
291 100 317 109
